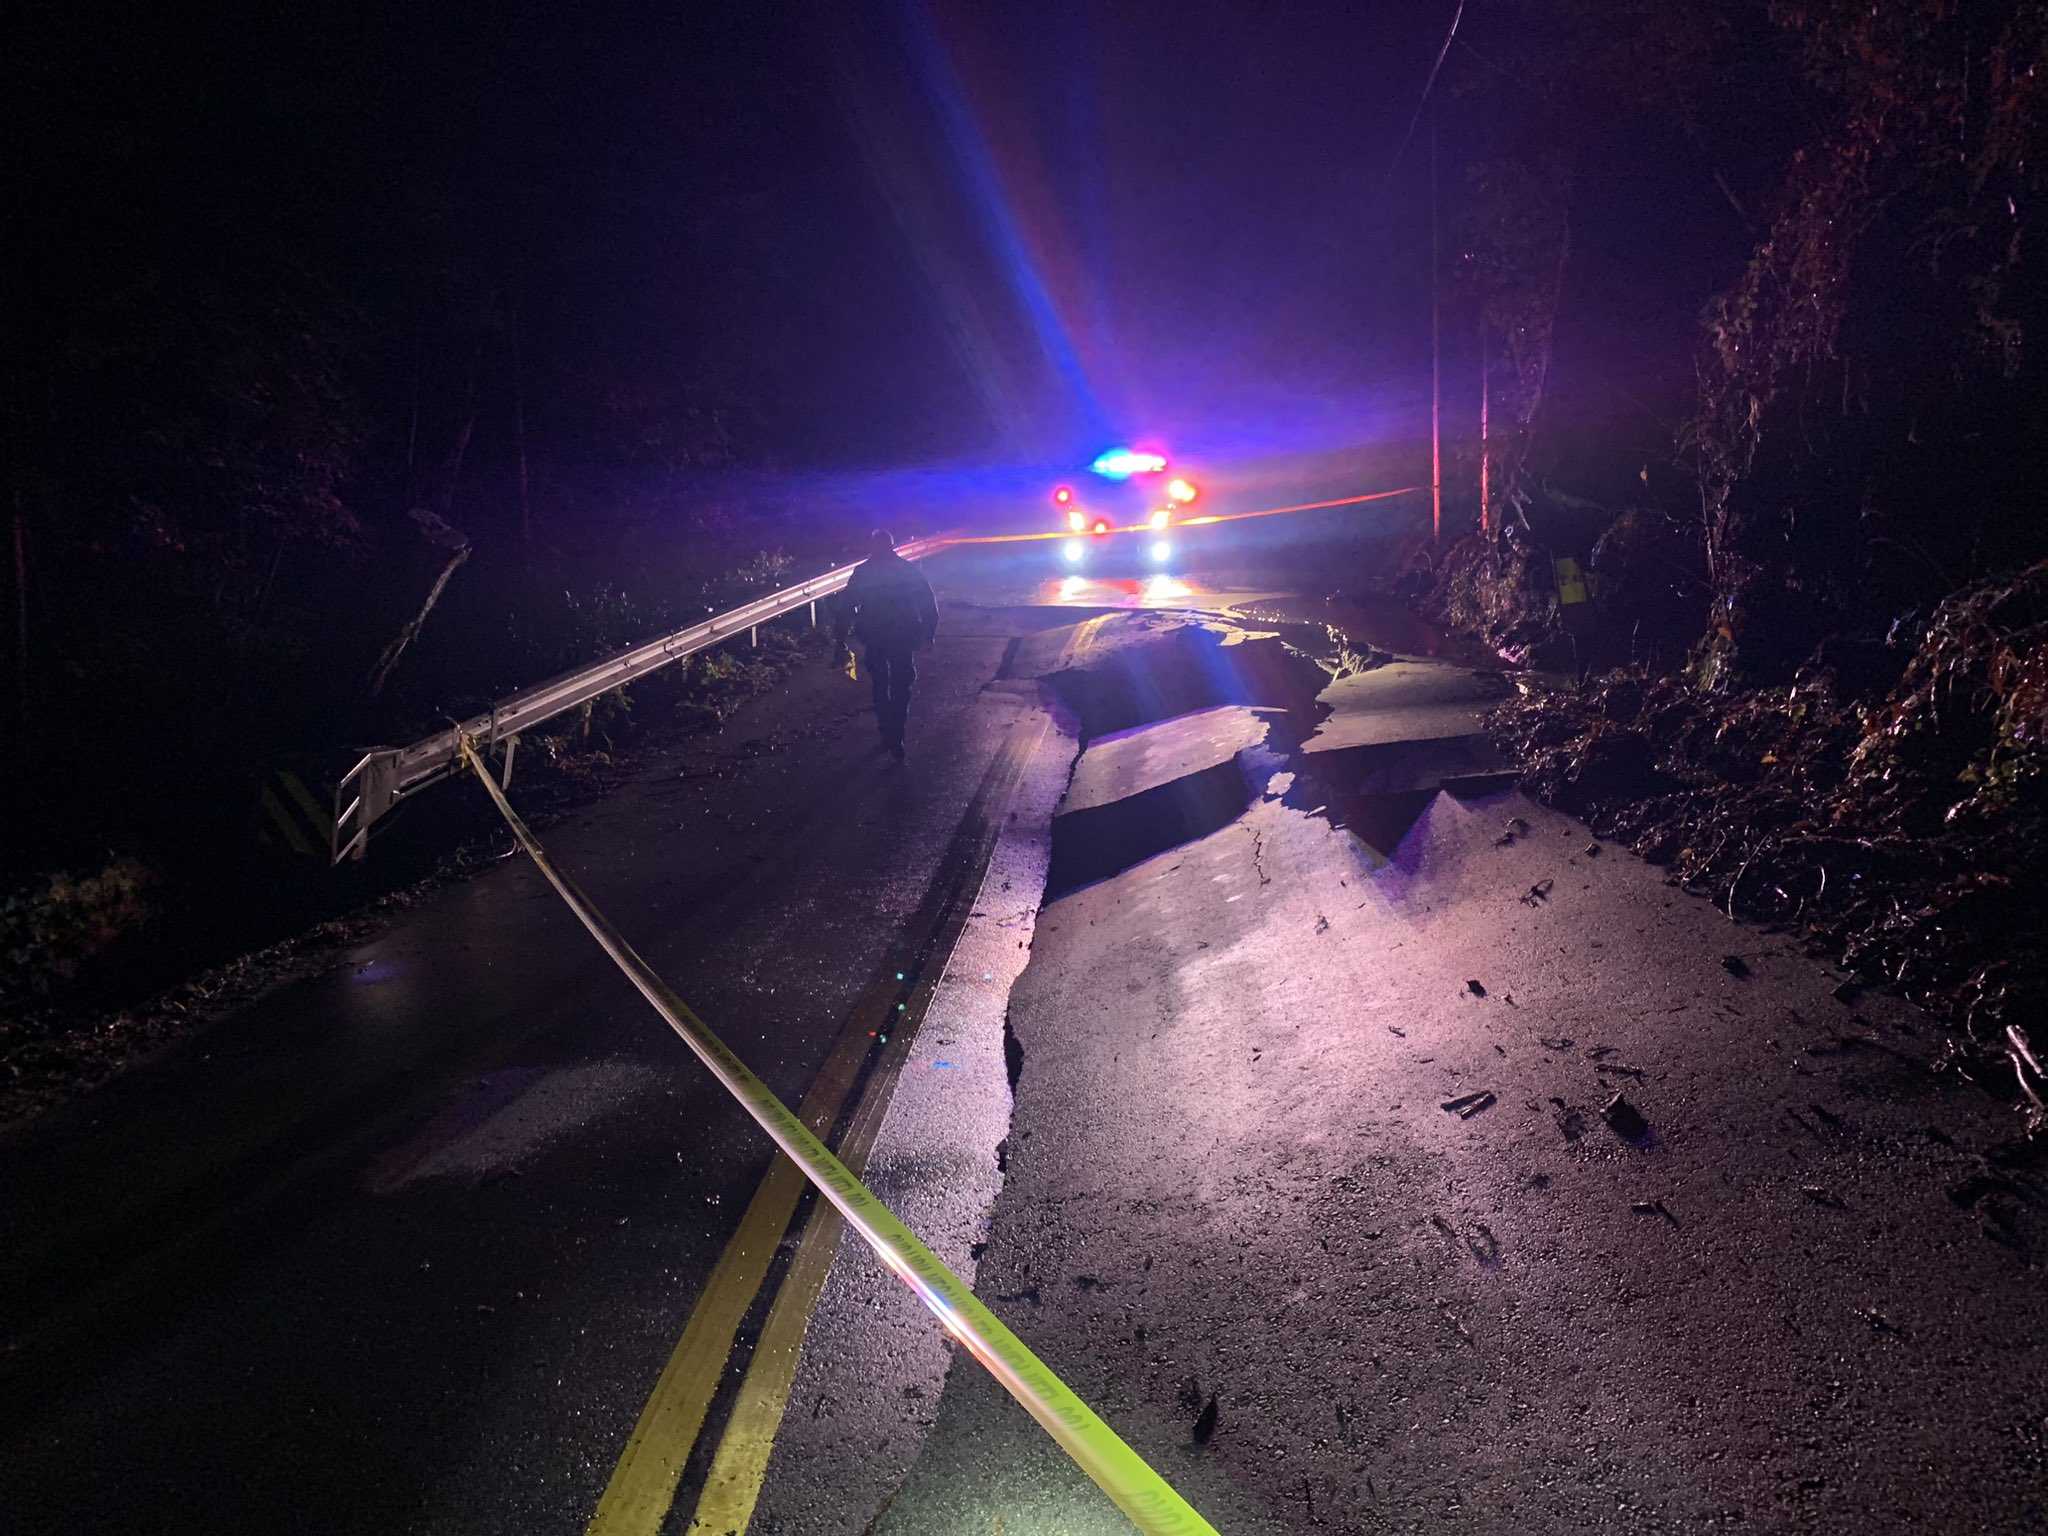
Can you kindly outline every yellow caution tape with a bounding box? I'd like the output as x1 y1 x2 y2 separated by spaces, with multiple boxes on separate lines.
933 484 1421 546
457 739 1218 1535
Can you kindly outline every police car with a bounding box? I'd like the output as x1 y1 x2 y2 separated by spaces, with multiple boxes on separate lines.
1050 448 1200 569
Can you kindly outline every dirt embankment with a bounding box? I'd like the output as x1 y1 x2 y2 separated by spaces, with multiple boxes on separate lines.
1486 561 2048 1130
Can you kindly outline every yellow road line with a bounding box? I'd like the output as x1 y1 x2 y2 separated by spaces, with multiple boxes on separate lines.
524 615 1213 1536
453 762 1212 1531
685 719 1046 1534
586 1155 808 1535
683 999 905 1534
588 670 1056 1534
585 982 895 1536
684 1191 849 1535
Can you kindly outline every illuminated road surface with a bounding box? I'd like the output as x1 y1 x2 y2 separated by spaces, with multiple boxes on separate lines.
3 543 2043 1536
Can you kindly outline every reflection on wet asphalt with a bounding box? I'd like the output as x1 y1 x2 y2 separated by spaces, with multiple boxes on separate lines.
0 598 1059 1535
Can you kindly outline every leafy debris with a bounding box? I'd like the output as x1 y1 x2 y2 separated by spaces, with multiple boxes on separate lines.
1490 563 2048 1125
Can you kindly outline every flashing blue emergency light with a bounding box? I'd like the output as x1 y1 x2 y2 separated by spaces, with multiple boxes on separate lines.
1090 448 1168 480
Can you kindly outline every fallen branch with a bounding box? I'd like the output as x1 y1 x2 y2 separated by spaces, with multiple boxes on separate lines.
367 508 472 699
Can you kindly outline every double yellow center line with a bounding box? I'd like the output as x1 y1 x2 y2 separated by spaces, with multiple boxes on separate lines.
574 612 1182 1535
584 977 899 1533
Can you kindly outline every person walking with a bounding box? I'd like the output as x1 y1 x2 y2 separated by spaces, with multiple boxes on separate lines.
832 529 938 761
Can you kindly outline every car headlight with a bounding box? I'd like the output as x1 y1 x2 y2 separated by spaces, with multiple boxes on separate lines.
1149 540 1172 563
1066 509 1086 532
1062 538 1086 564
1149 508 1171 530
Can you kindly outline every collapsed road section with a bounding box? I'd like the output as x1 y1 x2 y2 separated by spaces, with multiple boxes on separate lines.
827 612 2048 1534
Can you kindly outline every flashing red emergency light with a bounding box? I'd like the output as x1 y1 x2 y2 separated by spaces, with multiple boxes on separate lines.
1053 485 1073 505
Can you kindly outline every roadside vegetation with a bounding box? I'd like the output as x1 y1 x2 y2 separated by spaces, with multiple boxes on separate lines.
1413 0 2048 1121
0 11 881 1120
0 612 824 1128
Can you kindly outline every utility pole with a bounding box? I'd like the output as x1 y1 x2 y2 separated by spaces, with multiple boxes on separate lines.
1430 116 1442 547
1479 319 1491 537
510 293 532 548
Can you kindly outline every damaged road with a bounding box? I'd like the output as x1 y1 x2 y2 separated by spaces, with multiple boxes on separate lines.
858 611 2048 1533
5 551 2044 1535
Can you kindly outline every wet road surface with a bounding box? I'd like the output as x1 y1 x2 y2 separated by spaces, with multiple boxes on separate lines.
0 565 1080 1533
5 537 2044 1534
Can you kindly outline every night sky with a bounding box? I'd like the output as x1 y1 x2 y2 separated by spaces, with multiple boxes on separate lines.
20 1 1453 475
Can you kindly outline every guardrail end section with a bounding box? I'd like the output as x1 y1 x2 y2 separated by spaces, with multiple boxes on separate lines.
331 749 402 864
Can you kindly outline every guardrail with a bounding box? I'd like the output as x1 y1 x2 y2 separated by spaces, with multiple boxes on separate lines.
331 538 942 862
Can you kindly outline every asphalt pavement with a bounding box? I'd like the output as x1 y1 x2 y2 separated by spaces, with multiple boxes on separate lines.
0 567 1080 1533
863 608 2048 1534
4 538 2043 1535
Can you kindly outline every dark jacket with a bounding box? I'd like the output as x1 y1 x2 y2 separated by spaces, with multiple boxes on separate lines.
834 550 938 652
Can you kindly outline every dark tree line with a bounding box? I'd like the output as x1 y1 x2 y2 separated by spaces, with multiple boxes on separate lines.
1 4 881 879
1437 0 2048 682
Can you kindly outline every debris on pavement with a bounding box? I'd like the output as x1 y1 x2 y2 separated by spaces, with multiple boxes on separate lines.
1602 1092 1650 1141
1801 1184 1847 1209
2009 1025 2047 1132
1551 1098 1589 1141
1522 878 1555 906
1630 1198 1680 1226
1192 1393 1219 1446
1465 978 1487 997
1857 1305 1905 1336
1722 953 1751 977
1441 1089 1498 1118
1489 565 2048 1122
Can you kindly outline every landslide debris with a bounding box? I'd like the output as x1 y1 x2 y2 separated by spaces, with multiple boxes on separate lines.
1423 533 1568 668
1491 561 2048 1126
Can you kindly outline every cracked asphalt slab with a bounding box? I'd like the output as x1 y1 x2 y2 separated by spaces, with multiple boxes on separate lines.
5 545 2044 1535
871 622 2048 1534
